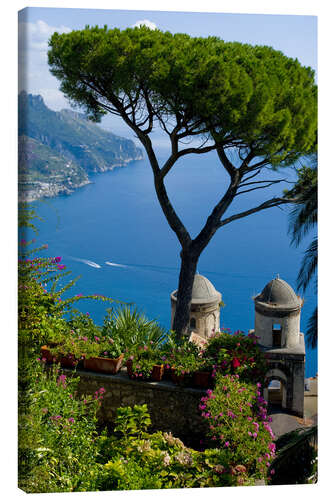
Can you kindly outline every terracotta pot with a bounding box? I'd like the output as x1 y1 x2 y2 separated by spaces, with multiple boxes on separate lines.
163 366 172 379
41 345 83 368
40 345 57 364
84 354 124 374
151 364 164 382
171 368 185 385
59 354 81 369
193 371 212 389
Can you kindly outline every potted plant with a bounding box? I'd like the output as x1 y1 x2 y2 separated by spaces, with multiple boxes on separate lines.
49 335 86 368
126 344 164 381
168 341 202 386
83 336 124 374
193 357 214 388
126 356 156 381
39 317 71 363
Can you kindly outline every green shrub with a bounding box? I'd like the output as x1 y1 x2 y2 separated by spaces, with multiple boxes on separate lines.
18 358 106 492
200 373 276 481
203 329 268 383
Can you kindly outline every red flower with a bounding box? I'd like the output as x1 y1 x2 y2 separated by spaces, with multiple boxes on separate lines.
232 357 241 368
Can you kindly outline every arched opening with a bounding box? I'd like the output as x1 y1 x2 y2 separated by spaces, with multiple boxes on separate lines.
264 368 288 411
267 379 283 405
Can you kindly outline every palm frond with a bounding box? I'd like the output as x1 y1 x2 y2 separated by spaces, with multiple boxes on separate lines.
296 237 317 293
306 306 318 349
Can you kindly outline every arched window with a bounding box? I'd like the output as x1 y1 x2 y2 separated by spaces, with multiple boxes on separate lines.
267 379 283 405
190 317 196 330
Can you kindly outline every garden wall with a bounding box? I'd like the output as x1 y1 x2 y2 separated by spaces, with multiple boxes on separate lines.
63 367 208 447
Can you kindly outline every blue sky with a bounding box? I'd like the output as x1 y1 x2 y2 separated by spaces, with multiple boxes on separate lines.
18 7 317 116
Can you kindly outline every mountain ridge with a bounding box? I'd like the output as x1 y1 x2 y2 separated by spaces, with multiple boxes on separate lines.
18 91 143 201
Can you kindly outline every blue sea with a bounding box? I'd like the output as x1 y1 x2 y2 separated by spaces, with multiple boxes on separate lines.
28 146 317 378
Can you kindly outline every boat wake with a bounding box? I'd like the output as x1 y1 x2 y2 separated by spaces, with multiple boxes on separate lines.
105 261 128 268
70 257 101 268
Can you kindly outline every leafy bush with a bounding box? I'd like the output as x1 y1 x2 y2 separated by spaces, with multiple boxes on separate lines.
203 329 268 383
160 338 204 375
18 357 106 492
200 373 276 482
18 239 113 349
127 343 162 379
108 306 168 350
98 405 253 489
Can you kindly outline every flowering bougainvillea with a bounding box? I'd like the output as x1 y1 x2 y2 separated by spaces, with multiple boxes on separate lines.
202 329 268 384
200 372 276 481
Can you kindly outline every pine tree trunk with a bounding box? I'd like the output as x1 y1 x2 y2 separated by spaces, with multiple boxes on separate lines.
172 250 199 339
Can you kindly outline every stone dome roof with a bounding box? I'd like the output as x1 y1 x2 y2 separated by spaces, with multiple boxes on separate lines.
171 274 221 304
255 277 301 310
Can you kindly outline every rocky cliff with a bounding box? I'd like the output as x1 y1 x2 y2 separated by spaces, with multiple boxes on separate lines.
18 91 143 201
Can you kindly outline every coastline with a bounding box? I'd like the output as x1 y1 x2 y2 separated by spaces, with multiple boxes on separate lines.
18 155 144 203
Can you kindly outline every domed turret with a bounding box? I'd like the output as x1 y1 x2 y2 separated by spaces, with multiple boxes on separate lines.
170 274 222 338
171 274 221 305
255 277 301 310
254 277 302 348
253 276 306 418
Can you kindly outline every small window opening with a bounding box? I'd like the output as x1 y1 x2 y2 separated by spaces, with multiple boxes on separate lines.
272 324 282 347
190 317 196 329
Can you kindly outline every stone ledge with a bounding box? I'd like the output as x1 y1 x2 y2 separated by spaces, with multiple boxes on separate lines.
65 366 206 395
60 365 208 447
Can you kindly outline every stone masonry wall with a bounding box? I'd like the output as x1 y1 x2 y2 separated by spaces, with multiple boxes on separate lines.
63 367 209 447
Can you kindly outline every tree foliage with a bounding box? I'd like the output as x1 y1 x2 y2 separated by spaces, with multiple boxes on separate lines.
48 26 317 335
286 154 317 348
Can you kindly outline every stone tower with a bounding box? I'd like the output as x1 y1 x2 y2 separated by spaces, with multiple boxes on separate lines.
252 277 305 417
171 274 222 339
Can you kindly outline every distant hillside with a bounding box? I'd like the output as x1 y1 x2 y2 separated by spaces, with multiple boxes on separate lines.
18 91 143 201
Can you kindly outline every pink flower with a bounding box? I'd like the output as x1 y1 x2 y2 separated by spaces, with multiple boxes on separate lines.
54 256 61 263
68 417 75 424
57 264 65 270
225 441 230 447
57 375 67 387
